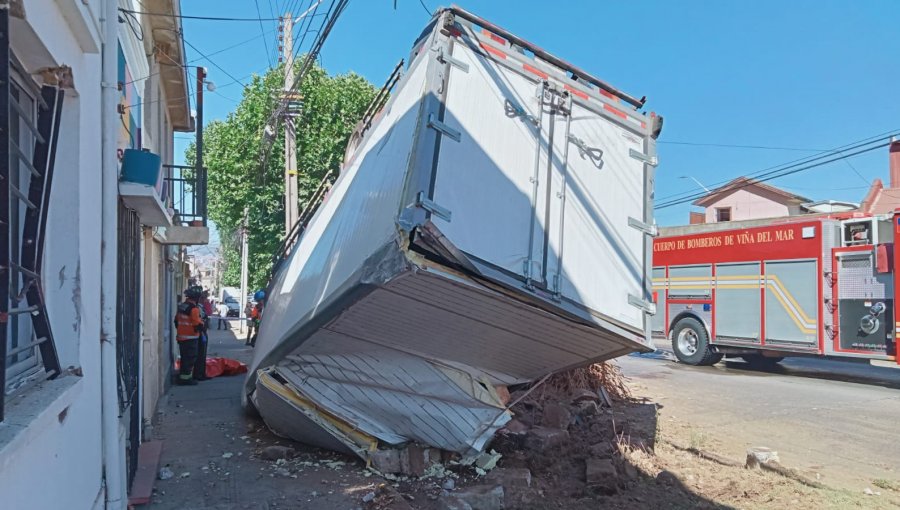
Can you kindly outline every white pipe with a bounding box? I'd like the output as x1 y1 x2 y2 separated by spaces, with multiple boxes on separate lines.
100 0 126 507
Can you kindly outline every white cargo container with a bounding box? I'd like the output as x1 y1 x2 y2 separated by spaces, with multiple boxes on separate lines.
247 6 663 463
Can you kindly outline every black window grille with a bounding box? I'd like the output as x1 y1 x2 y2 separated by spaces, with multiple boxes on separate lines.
0 9 64 421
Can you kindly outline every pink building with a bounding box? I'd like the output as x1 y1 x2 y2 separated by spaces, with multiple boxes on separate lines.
860 140 900 214
691 177 811 223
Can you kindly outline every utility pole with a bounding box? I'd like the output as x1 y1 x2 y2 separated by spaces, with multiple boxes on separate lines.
238 208 249 336
281 13 300 235
196 66 207 225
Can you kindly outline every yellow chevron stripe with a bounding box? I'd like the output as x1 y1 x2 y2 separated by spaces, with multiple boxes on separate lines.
766 275 815 326
656 271 818 335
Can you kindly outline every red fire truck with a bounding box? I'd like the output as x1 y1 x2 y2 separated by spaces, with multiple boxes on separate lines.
652 213 900 367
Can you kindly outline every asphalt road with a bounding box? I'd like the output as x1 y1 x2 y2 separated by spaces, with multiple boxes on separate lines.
618 340 900 492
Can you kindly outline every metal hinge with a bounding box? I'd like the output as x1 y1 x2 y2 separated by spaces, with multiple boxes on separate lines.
437 48 469 73
628 217 659 237
427 113 461 142
628 148 658 166
628 294 657 314
416 191 452 222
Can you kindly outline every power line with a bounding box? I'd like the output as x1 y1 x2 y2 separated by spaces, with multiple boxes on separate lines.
655 139 897 209
658 140 824 152
183 37 248 89
417 0 432 15
119 8 282 22
655 129 900 203
253 0 275 68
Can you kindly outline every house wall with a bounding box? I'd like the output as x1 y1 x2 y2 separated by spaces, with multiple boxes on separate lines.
0 1 107 509
703 188 791 223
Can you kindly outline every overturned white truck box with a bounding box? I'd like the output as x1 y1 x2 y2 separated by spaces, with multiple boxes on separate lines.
246 6 663 469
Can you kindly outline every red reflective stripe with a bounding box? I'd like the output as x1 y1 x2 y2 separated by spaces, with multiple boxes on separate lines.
482 29 506 45
641 121 647 129
564 84 588 100
479 42 507 59
448 26 462 37
523 63 548 79
598 89 618 102
604 103 627 120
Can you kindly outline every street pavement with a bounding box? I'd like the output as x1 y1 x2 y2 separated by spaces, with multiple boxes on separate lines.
148 326 374 509
619 339 900 492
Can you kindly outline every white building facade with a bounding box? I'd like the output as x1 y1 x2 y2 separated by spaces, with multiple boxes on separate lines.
0 1 201 508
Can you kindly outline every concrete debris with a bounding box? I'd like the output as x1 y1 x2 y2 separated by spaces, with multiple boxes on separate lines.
442 478 456 491
541 402 572 429
221 452 233 459
588 441 614 458
525 427 569 452
260 445 295 461
158 466 174 480
371 448 402 474
179 472 191 479
586 458 618 495
473 450 502 472
362 491 376 503
484 467 532 488
499 419 528 436
443 485 504 510
745 447 780 469
571 388 601 404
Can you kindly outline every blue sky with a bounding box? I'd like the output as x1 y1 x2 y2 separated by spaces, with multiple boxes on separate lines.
175 0 900 237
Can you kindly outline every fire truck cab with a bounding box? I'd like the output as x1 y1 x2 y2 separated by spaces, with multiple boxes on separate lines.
652 213 900 367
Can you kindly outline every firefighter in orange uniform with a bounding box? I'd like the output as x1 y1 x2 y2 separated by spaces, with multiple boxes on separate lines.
175 286 204 385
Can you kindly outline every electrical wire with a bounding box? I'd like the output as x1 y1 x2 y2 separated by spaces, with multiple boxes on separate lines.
119 10 144 41
118 8 282 22
253 0 275 68
418 0 432 15
658 140 824 152
655 128 900 203
655 139 897 209
183 37 248 89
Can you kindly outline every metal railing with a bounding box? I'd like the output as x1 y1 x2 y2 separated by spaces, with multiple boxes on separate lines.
163 164 207 226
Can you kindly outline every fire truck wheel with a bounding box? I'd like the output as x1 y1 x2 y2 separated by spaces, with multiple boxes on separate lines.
671 317 721 366
741 354 784 367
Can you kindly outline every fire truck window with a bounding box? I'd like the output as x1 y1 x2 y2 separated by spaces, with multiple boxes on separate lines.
844 222 871 245
715 207 731 222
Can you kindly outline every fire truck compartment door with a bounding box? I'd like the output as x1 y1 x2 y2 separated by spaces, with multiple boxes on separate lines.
764 260 818 345
835 250 894 355
666 265 711 298
715 263 761 342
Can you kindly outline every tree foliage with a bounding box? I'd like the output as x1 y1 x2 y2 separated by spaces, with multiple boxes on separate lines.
186 62 376 290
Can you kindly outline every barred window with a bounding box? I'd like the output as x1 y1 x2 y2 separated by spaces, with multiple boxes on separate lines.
5 77 41 392
0 40 63 420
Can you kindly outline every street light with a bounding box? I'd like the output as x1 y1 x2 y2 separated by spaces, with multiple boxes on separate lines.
679 175 711 193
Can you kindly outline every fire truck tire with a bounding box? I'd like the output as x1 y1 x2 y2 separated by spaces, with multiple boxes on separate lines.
741 354 784 367
671 317 721 366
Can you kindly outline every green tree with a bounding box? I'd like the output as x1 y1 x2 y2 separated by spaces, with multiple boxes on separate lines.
186 62 376 289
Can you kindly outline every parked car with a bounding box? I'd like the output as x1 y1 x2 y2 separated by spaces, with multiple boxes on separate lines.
224 297 240 317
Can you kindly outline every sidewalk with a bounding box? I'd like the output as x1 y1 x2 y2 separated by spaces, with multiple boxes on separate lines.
147 327 373 509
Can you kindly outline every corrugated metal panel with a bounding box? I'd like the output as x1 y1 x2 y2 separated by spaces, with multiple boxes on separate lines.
326 271 632 380
274 349 509 454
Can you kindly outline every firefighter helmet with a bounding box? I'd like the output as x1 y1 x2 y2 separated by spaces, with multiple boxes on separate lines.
254 290 266 302
185 285 203 300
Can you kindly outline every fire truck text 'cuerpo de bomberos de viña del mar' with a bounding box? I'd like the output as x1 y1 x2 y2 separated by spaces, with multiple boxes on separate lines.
652 212 900 368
